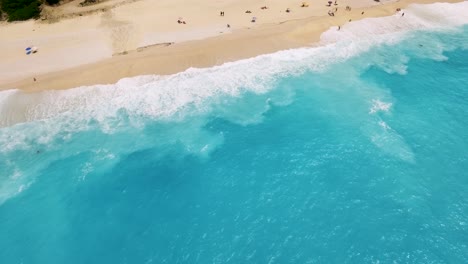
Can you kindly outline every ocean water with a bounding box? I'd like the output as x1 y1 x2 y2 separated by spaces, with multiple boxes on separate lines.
1 2 468 263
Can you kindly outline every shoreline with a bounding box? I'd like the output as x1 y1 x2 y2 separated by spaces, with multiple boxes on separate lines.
0 0 463 92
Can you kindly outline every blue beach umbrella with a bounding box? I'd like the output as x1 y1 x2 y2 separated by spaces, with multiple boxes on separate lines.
25 46 38 55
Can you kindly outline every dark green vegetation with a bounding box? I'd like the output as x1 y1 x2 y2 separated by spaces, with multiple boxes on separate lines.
0 0 60 21
45 0 59 5
1 0 41 21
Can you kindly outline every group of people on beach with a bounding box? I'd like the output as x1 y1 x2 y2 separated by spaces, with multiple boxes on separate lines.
396 8 405 16
217 4 309 27
328 1 340 16
178 2 404 33
327 0 338 7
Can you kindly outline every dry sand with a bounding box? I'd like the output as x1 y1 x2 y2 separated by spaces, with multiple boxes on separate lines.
0 0 462 91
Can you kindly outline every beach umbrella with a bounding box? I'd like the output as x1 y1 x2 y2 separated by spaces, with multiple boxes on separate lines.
25 46 38 55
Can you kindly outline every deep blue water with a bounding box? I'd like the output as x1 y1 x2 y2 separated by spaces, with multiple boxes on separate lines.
0 24 467 263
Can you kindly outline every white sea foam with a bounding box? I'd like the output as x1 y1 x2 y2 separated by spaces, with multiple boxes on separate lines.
0 1 467 204
378 121 391 130
0 160 34 205
370 99 393 114
79 162 93 181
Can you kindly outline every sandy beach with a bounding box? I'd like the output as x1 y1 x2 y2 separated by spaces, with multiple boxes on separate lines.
0 0 462 91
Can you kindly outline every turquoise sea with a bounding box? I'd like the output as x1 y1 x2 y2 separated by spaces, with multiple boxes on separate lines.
1 3 468 263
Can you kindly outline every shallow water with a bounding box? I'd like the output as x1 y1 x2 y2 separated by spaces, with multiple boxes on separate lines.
1 2 468 263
